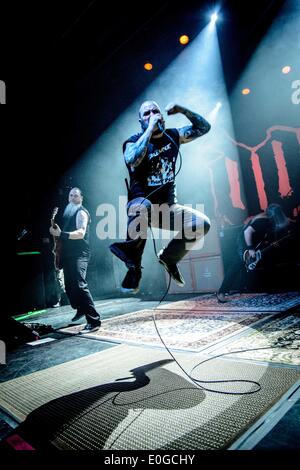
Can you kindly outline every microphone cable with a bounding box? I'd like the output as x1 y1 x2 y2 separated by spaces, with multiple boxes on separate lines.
143 127 262 396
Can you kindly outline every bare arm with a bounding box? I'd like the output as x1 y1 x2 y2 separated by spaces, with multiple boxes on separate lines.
49 210 88 240
165 103 211 144
244 226 256 257
124 113 162 168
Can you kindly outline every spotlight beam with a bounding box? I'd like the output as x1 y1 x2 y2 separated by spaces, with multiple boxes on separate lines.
210 12 218 24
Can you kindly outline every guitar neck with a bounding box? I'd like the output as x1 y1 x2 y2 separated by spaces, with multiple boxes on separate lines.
260 232 291 254
51 207 59 230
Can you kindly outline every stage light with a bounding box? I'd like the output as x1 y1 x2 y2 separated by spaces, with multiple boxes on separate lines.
210 12 218 24
282 65 291 74
144 63 153 71
179 34 189 45
242 88 251 95
207 101 223 123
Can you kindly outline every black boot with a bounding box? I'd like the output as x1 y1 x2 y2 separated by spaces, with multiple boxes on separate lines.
158 249 185 286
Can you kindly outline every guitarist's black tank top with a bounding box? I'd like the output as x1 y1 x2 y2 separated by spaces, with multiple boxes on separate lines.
62 206 91 259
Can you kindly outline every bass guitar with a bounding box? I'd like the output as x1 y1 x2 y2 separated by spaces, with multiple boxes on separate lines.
243 230 293 271
51 207 63 270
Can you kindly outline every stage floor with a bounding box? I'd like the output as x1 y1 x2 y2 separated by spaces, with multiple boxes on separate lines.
0 292 300 451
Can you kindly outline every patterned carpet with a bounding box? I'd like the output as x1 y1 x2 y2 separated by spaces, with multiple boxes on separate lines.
60 309 276 351
206 313 300 366
159 292 300 312
59 292 300 352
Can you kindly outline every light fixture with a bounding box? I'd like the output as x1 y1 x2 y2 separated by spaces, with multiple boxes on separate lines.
242 88 251 95
179 34 189 45
282 65 291 74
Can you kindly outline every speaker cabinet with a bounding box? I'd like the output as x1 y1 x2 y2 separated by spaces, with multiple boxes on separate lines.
15 254 46 314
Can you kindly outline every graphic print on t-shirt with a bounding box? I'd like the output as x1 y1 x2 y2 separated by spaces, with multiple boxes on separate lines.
147 142 176 186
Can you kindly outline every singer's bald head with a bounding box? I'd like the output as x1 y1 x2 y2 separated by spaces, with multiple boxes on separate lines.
138 100 165 134
139 100 161 118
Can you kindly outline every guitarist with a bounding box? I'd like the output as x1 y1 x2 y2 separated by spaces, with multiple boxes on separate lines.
216 203 293 303
49 187 101 332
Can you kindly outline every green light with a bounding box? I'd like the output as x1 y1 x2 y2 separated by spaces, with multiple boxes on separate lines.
13 310 46 321
17 252 41 255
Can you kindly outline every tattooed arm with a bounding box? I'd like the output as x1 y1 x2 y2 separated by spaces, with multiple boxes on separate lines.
165 103 211 144
124 113 162 168
49 210 88 240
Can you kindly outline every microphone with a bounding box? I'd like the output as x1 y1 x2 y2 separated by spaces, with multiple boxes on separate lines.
157 121 164 133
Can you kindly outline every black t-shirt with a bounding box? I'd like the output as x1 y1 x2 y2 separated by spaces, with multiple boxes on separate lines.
237 216 273 255
123 128 180 205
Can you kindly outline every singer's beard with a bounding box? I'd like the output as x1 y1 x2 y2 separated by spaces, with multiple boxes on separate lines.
63 202 81 218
